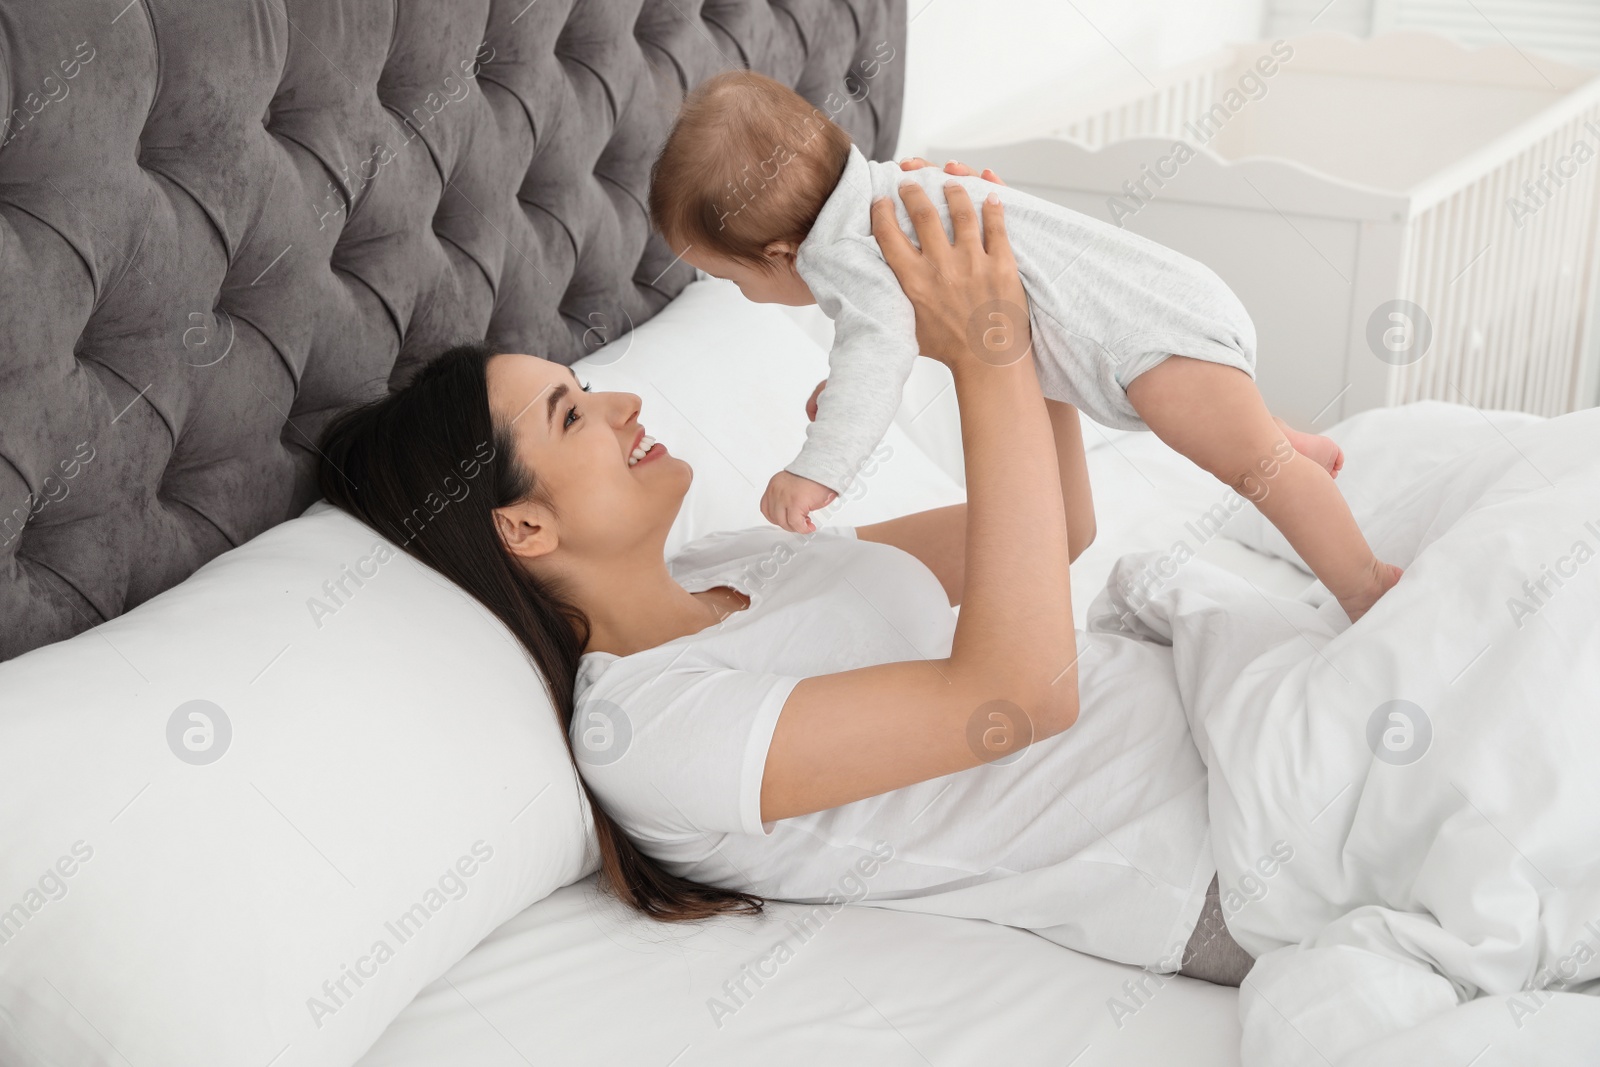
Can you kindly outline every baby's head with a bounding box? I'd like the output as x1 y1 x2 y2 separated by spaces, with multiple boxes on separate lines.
649 70 852 305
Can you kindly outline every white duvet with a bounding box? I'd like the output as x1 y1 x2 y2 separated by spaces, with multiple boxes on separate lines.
1088 402 1600 1066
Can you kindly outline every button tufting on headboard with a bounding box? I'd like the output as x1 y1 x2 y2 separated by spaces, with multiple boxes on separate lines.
0 0 906 661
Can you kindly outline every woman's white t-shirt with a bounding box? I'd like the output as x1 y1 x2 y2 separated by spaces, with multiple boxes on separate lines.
572 526 1214 969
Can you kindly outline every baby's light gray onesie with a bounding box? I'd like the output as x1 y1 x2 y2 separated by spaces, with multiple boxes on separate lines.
790 145 1258 493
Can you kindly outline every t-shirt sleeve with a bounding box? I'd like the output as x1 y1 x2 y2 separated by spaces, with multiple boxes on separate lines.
575 657 803 840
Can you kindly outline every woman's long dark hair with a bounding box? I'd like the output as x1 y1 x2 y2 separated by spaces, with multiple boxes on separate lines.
316 341 764 922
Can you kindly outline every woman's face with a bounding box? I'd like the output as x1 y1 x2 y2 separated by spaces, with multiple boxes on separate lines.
486 353 691 565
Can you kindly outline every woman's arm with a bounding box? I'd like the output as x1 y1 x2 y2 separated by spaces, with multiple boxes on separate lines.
858 405 1095 602
1046 398 1096 559
856 403 1096 602
760 183 1079 822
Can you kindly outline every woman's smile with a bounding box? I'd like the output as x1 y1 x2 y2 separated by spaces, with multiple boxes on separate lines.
627 426 667 467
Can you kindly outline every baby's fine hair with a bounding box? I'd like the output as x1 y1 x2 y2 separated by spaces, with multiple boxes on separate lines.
648 70 852 271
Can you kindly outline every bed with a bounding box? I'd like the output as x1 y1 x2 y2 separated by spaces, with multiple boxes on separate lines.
4 4 1598 1066
349 286 1600 1067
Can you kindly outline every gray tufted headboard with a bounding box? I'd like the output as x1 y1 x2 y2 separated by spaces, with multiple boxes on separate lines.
0 0 905 661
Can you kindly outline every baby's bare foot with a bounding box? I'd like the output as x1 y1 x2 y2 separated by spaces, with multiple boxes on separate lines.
1278 421 1344 478
1339 561 1403 622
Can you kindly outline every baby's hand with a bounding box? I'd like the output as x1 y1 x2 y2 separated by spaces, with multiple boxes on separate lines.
762 471 837 533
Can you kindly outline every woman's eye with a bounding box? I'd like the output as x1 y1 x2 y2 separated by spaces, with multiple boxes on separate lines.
564 405 581 429
580 381 593 393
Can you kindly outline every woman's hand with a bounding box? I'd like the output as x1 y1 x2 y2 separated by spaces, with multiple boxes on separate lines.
899 157 1007 186
871 181 1032 372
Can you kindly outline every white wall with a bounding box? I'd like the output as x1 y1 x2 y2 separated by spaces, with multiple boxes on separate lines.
1262 0 1375 40
895 0 1268 159
1267 0 1600 70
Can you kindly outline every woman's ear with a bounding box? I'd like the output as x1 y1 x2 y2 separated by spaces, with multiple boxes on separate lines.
493 500 558 562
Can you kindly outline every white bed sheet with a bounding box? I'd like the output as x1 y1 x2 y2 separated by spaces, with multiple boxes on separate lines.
354 413 1294 1067
356 876 1241 1067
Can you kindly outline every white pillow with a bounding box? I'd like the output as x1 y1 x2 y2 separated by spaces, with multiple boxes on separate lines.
573 278 967 553
0 503 594 1067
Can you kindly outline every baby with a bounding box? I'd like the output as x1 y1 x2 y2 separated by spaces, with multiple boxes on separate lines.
648 71 1401 621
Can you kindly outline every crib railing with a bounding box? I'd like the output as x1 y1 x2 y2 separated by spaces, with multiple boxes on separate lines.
1395 100 1600 416
1052 65 1222 148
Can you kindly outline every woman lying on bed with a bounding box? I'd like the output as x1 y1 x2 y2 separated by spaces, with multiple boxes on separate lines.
317 172 1254 986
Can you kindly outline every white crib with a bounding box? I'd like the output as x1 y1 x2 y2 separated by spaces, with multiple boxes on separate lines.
931 31 1600 426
